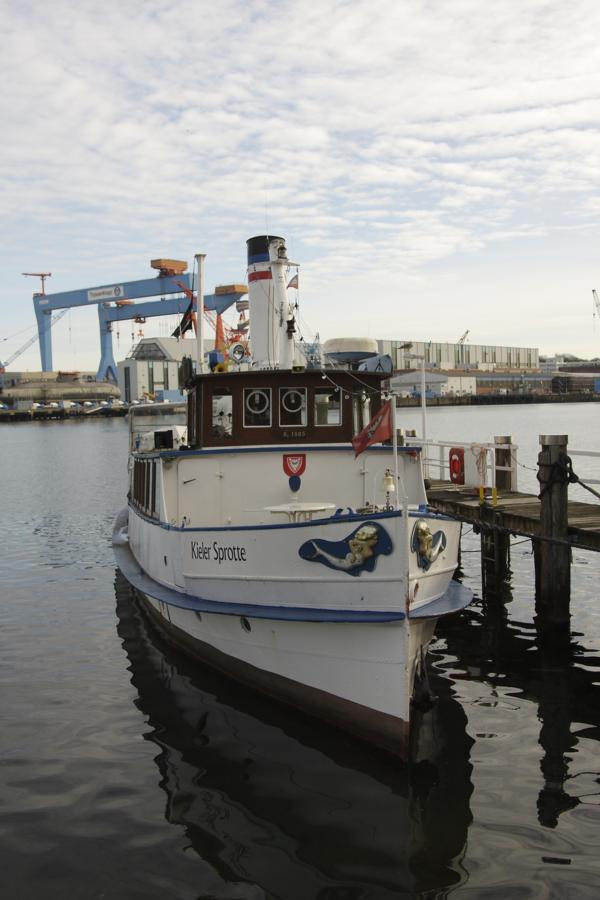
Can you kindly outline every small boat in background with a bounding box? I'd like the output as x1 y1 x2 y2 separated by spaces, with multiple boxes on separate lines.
113 234 471 757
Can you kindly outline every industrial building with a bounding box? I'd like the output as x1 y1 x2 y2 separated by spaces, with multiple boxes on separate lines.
390 370 477 398
116 337 196 403
377 339 539 372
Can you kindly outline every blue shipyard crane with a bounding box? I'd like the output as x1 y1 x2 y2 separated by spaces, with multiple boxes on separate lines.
0 309 68 374
30 259 245 381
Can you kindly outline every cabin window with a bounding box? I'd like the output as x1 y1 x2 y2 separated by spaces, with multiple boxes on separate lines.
145 461 151 510
314 387 341 426
244 388 272 427
150 461 156 514
132 458 157 517
212 389 233 438
279 387 307 427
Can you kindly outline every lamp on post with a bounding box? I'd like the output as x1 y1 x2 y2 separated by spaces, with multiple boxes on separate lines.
398 341 428 473
400 346 427 445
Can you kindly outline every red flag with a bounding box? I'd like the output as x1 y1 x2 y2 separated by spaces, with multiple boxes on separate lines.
352 401 392 457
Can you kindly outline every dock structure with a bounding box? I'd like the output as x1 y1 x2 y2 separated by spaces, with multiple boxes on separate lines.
0 405 128 422
421 433 600 630
428 482 600 554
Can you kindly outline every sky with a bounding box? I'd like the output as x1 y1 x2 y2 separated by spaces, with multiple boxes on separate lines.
1 0 600 374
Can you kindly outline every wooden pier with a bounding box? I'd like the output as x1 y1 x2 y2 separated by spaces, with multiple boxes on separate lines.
423 433 600 631
427 484 600 553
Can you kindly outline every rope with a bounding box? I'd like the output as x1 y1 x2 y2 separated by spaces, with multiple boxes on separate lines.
470 444 488 483
537 452 578 499
437 496 594 548
515 453 599 501
536 452 600 502
516 459 537 472
469 518 583 549
576 479 600 501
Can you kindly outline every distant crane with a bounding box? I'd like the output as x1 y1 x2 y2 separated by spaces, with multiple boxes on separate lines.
22 272 52 294
593 289 600 321
457 330 470 368
0 309 68 374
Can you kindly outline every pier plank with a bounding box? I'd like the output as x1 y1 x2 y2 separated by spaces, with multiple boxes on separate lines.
427 481 600 552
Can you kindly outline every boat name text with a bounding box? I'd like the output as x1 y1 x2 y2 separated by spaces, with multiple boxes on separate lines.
190 540 247 564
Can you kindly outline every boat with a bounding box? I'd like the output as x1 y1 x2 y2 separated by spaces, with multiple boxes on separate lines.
112 234 472 758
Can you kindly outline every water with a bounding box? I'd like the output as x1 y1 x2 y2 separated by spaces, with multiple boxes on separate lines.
1 407 600 899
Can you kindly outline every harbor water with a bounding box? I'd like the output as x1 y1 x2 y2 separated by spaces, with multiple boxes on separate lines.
2 404 600 899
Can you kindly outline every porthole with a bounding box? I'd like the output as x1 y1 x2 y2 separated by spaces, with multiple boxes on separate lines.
245 390 269 415
281 389 304 414
240 616 252 633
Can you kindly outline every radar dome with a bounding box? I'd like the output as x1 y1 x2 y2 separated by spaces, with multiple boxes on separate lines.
323 337 379 366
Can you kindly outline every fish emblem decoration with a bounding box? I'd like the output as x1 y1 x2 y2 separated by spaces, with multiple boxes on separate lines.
298 522 393 577
411 519 447 570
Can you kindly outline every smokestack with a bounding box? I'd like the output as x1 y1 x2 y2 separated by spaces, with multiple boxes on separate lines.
246 235 295 369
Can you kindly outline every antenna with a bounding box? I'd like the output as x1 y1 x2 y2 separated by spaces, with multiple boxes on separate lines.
23 272 52 295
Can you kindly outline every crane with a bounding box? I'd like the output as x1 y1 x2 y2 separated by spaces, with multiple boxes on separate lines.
0 309 68 374
593 290 600 320
173 280 249 355
22 272 52 294
458 330 470 344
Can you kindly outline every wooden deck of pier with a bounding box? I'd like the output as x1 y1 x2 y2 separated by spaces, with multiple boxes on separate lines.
427 482 600 553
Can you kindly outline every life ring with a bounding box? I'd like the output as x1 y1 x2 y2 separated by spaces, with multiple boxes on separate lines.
449 447 465 484
230 343 246 363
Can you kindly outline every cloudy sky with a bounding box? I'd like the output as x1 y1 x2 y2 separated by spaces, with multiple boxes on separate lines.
2 0 600 373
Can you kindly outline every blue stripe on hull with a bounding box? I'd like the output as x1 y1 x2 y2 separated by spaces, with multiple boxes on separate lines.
128 501 454 533
408 580 472 619
160 443 422 459
113 510 406 622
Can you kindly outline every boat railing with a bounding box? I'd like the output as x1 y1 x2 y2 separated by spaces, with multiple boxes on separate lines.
406 437 600 498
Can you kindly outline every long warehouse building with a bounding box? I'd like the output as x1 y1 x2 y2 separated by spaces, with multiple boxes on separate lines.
377 339 539 371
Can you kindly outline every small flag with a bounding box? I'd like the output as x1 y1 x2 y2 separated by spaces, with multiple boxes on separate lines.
172 297 195 338
352 401 392 457
287 273 299 290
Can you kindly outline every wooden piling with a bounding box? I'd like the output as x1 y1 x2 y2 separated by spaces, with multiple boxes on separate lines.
494 435 515 491
476 436 514 598
534 434 571 626
479 506 511 598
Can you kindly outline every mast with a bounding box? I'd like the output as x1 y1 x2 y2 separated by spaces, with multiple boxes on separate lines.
195 253 206 373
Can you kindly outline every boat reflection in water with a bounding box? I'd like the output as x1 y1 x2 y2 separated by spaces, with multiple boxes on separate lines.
438 586 600 833
115 570 473 898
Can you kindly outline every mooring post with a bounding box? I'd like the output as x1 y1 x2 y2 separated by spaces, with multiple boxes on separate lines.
494 435 514 492
478 436 513 598
479 506 511 599
535 434 571 627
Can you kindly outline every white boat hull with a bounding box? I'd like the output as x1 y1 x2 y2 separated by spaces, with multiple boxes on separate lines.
140 594 435 755
114 506 469 757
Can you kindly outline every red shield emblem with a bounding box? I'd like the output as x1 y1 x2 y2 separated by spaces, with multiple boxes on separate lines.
283 454 306 477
